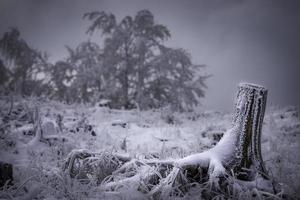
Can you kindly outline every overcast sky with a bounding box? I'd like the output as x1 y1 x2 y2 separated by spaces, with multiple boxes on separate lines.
0 0 300 111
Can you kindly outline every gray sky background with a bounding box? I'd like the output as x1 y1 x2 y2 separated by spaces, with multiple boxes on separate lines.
0 0 300 111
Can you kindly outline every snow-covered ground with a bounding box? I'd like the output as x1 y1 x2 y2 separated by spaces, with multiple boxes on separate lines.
0 97 299 199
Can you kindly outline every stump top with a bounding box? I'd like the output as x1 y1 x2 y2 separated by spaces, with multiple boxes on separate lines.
239 83 267 92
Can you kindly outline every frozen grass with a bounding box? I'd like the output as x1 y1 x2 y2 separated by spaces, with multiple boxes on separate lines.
0 96 299 199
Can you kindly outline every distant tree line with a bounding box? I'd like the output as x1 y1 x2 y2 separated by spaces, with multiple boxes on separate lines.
0 10 209 111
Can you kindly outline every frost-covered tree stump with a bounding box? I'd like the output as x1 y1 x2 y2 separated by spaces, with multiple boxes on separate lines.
177 83 268 179
63 83 276 197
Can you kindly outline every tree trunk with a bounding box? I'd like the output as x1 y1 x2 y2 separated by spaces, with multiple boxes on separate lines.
121 42 132 109
231 83 268 179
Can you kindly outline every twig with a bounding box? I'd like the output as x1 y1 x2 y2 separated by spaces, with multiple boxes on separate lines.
7 94 14 116
14 175 38 195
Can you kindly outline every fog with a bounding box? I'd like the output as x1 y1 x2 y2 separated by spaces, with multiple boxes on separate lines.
1 0 299 111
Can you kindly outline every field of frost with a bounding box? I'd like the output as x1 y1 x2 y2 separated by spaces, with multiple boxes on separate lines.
0 97 299 199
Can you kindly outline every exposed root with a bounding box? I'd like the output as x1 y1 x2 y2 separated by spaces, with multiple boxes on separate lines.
62 147 279 199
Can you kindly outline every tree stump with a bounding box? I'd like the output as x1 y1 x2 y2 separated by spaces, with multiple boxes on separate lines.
0 161 13 187
231 83 268 180
177 83 269 181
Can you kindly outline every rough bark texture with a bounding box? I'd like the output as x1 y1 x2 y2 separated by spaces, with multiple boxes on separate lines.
231 83 268 180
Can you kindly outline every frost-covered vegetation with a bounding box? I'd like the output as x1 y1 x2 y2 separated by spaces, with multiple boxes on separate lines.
0 96 299 199
0 6 299 200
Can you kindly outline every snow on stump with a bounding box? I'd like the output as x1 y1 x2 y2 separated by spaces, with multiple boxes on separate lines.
62 83 276 197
